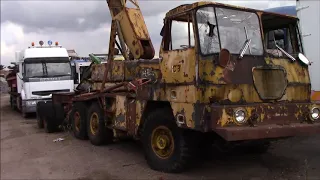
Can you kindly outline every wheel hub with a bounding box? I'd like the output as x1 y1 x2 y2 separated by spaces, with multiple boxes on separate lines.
151 126 174 159
90 113 99 135
74 112 81 132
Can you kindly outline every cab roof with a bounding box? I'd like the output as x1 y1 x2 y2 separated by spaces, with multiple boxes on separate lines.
165 1 298 20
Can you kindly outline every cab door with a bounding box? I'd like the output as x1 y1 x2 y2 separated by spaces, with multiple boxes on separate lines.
160 15 197 84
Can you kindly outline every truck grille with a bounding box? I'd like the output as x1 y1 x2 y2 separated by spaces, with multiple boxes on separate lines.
32 89 70 96
252 66 287 100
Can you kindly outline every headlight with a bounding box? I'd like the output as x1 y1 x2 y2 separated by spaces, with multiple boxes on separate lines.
310 107 320 120
26 101 37 106
234 108 246 123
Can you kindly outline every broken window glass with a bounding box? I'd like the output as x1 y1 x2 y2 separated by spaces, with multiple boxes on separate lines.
196 7 220 54
215 7 263 56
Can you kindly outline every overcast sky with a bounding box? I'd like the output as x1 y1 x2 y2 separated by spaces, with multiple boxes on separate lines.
0 0 295 66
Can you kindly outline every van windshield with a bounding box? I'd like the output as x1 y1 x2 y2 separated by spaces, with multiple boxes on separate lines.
24 57 71 78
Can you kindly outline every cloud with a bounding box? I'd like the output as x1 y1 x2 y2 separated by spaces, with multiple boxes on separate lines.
1 1 111 33
1 0 296 66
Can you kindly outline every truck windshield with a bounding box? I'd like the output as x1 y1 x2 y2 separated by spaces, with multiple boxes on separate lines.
24 58 71 78
196 6 263 56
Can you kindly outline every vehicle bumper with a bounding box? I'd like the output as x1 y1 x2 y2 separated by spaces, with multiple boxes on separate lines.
209 102 320 141
22 99 52 113
214 123 320 141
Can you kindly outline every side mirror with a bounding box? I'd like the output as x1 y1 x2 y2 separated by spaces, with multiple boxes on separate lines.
218 48 231 68
298 53 312 65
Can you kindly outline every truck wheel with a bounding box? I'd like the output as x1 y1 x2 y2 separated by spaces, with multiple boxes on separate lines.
87 102 113 146
142 108 196 173
53 103 65 132
42 102 56 133
36 102 44 129
10 96 17 110
71 102 88 140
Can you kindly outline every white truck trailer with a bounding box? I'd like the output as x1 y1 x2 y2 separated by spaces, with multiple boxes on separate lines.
6 40 74 118
296 0 320 102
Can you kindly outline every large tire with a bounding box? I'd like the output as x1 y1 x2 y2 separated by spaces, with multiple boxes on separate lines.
41 101 57 133
10 96 17 111
87 102 113 146
70 102 88 140
53 103 65 131
141 108 197 173
36 102 44 129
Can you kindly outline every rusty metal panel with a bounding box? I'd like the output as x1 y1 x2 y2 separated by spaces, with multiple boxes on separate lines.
112 61 125 81
124 60 161 81
210 103 320 129
312 91 320 102
252 66 287 100
126 8 150 40
91 62 124 82
199 59 226 84
135 100 146 134
114 95 127 130
126 97 136 136
215 123 320 141
171 102 196 129
266 57 311 84
114 9 154 59
91 64 107 82
160 48 196 83
164 85 198 103
280 85 310 102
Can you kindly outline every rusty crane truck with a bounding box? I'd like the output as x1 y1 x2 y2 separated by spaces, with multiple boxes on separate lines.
36 0 320 173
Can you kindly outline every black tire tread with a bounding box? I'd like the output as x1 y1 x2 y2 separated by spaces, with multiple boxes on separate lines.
42 101 56 133
36 102 44 129
141 107 196 173
71 102 88 140
87 102 113 146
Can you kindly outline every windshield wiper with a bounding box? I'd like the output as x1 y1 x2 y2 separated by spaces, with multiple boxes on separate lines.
238 39 251 59
274 42 296 62
238 26 252 59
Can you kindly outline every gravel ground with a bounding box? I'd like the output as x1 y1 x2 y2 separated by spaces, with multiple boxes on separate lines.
1 93 320 180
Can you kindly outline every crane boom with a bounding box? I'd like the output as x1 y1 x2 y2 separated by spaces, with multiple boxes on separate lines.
106 0 155 60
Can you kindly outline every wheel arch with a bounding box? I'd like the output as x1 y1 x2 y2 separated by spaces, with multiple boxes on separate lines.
138 100 173 137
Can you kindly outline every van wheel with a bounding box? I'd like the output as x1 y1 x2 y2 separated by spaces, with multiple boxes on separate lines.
142 108 196 173
71 102 88 140
87 102 113 146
